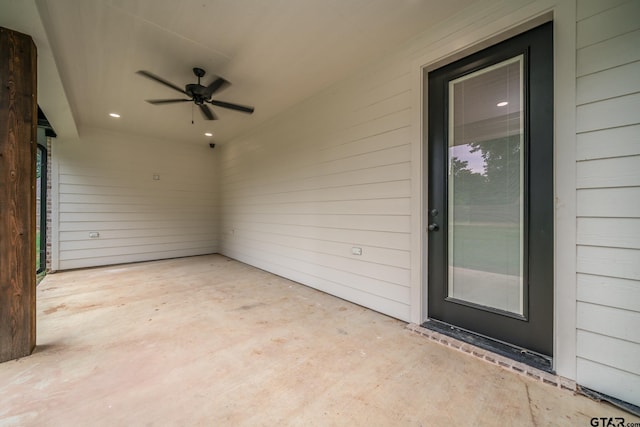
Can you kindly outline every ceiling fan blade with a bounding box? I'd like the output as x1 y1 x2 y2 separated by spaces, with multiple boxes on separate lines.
199 104 217 120
146 98 192 105
137 70 189 96
205 77 230 96
209 100 255 114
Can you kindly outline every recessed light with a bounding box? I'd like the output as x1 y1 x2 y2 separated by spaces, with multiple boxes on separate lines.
204 132 213 137
109 113 121 118
496 101 508 107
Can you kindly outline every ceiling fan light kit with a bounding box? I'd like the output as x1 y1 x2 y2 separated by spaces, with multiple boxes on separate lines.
137 68 255 121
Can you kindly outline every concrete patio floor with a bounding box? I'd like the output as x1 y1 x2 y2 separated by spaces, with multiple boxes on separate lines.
0 254 635 426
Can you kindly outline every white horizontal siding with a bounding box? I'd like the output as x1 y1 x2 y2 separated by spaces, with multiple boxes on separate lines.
55 129 218 270
577 330 640 375
575 0 640 407
59 248 215 271
577 301 640 399
577 187 640 217
577 246 640 281
577 359 640 403
576 29 640 77
219 50 414 321
576 92 640 133
576 124 640 161
577 218 640 249
577 155 640 188
59 233 216 251
576 61 640 105
578 273 640 313
61 240 215 262
578 302 640 343
576 0 640 49
234 222 410 251
577 0 630 20
229 213 411 234
222 117 412 193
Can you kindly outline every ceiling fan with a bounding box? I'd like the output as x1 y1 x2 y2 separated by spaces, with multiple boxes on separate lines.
136 67 254 120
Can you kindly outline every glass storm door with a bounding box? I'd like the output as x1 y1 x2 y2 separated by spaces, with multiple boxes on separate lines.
427 22 553 356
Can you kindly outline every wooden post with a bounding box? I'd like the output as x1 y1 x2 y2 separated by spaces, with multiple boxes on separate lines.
0 27 37 362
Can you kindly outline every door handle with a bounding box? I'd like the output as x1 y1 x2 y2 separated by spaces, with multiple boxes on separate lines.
428 223 439 231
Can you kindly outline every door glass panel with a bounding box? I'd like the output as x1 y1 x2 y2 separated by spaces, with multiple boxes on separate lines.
447 56 524 315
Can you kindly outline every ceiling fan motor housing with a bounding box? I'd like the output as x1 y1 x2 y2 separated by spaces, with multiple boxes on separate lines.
185 83 209 103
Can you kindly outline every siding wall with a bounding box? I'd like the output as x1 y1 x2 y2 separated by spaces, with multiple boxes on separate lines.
575 0 640 406
217 59 414 320
54 128 218 270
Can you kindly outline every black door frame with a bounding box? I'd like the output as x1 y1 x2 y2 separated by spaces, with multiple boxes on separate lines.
425 22 554 356
36 142 47 274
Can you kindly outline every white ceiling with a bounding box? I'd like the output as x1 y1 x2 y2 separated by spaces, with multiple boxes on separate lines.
2 0 474 145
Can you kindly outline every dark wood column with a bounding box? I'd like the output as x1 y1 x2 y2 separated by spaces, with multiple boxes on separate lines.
0 27 37 362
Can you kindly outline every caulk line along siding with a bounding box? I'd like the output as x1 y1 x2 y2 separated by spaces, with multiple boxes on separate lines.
55 129 219 270
574 0 640 406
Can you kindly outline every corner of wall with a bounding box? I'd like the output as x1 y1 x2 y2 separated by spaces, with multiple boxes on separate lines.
551 0 578 381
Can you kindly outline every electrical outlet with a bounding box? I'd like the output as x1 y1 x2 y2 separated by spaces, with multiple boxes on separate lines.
352 247 362 256
89 232 100 238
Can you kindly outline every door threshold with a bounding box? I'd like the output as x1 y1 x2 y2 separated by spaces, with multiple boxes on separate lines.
407 322 575 390
410 321 639 416
419 319 552 372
